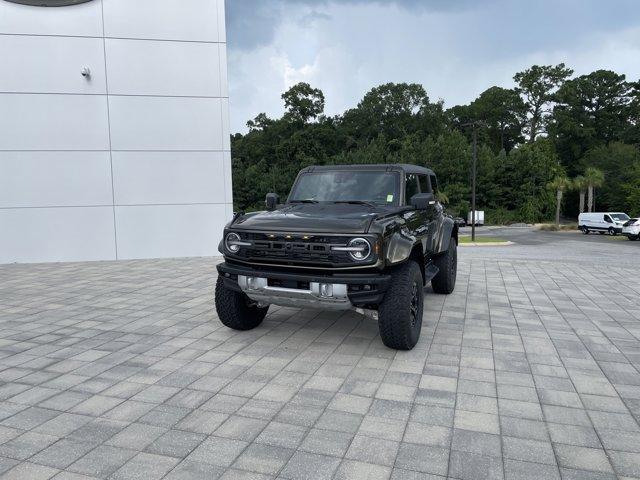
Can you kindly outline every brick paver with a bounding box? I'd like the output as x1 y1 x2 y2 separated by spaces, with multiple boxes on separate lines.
1 236 640 479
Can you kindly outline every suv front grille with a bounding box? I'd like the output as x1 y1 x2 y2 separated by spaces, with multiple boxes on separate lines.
233 233 365 267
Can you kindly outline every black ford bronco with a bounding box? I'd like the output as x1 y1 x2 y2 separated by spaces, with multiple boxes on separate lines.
215 164 458 350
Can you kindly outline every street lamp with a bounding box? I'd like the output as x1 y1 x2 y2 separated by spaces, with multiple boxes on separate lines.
460 121 481 241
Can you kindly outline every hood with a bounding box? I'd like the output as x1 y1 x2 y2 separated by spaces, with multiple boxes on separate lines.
231 203 389 234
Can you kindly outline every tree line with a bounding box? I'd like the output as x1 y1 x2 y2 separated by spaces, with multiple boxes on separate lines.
231 64 640 223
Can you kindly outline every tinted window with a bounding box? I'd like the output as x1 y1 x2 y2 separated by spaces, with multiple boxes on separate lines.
289 171 399 205
418 175 430 193
405 174 420 204
604 215 612 223
4 0 94 5
430 174 438 193
611 213 630 221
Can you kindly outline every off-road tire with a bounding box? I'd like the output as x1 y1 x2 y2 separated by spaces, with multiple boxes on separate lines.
431 239 457 294
378 261 423 350
215 276 269 330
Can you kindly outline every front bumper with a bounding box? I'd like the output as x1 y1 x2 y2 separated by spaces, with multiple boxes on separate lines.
217 262 390 310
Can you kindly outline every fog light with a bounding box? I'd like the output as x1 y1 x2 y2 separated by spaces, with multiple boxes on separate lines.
319 283 333 297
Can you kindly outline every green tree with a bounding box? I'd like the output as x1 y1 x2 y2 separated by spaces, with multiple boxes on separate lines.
468 86 527 152
552 70 632 169
582 143 639 212
584 167 604 212
572 175 588 213
342 83 444 142
514 63 573 142
246 112 273 132
548 175 571 226
622 161 640 216
281 82 325 123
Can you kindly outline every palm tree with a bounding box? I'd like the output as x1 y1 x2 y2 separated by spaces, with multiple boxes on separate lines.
435 190 449 205
573 175 588 213
584 167 604 212
548 175 571 227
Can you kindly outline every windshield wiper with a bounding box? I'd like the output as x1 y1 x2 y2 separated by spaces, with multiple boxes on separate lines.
289 199 319 204
333 200 377 208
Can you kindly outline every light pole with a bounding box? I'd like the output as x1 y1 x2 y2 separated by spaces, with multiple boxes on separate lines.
471 125 477 242
460 121 480 242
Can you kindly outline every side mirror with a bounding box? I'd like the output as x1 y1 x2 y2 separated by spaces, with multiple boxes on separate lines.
410 192 435 210
265 193 279 211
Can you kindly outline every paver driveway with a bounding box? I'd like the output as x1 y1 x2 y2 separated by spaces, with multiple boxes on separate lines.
1 234 639 480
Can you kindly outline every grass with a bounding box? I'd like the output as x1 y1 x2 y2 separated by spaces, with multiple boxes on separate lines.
538 223 578 231
459 235 508 244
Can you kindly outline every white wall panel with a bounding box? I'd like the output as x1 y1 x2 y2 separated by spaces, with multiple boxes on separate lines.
105 39 220 97
221 98 231 150
0 0 103 37
115 204 226 259
112 151 225 205
0 151 112 208
224 203 234 224
222 151 233 204
0 94 109 151
108 96 223 151
0 207 116 263
217 0 226 43
219 43 228 98
0 35 106 94
103 0 218 42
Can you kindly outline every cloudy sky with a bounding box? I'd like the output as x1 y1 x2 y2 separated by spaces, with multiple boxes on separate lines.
225 0 640 134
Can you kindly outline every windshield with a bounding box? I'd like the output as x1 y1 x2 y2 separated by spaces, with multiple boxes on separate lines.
289 171 399 206
611 213 630 221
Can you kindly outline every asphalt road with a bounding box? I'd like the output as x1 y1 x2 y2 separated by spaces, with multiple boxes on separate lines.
458 225 639 262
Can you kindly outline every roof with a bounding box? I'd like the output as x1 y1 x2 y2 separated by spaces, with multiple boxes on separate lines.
301 163 435 176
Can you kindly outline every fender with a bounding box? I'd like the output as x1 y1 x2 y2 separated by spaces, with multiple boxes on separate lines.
435 217 457 253
385 228 416 265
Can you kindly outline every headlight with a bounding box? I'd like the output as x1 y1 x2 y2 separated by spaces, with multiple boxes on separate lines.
225 232 250 253
332 237 372 261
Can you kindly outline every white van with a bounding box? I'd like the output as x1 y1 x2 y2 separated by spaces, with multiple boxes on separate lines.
578 212 630 235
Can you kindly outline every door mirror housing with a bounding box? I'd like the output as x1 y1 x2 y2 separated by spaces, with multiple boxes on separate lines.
410 192 435 210
265 193 279 211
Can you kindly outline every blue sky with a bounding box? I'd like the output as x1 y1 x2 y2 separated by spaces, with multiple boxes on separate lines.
226 0 640 133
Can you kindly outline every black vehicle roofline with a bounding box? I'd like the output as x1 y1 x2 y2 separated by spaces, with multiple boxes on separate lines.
299 163 435 176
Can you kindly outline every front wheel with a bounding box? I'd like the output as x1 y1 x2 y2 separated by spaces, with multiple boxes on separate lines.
629 235 639 241
378 261 423 350
608 227 617 236
431 239 457 294
215 276 269 330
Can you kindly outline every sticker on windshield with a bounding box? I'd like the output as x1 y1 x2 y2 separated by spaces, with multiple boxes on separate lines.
386 194 394 202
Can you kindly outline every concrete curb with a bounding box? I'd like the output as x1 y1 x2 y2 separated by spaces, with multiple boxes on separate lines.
459 241 514 247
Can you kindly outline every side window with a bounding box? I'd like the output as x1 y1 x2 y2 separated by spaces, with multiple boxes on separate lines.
418 175 430 193
604 215 612 223
405 174 419 204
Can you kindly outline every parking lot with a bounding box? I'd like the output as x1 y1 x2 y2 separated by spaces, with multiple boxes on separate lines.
1 228 639 480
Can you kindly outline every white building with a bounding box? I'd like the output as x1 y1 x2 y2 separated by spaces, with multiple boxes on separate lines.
0 0 232 263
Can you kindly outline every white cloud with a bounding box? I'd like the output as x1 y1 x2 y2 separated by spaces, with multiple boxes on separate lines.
227 1 640 133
